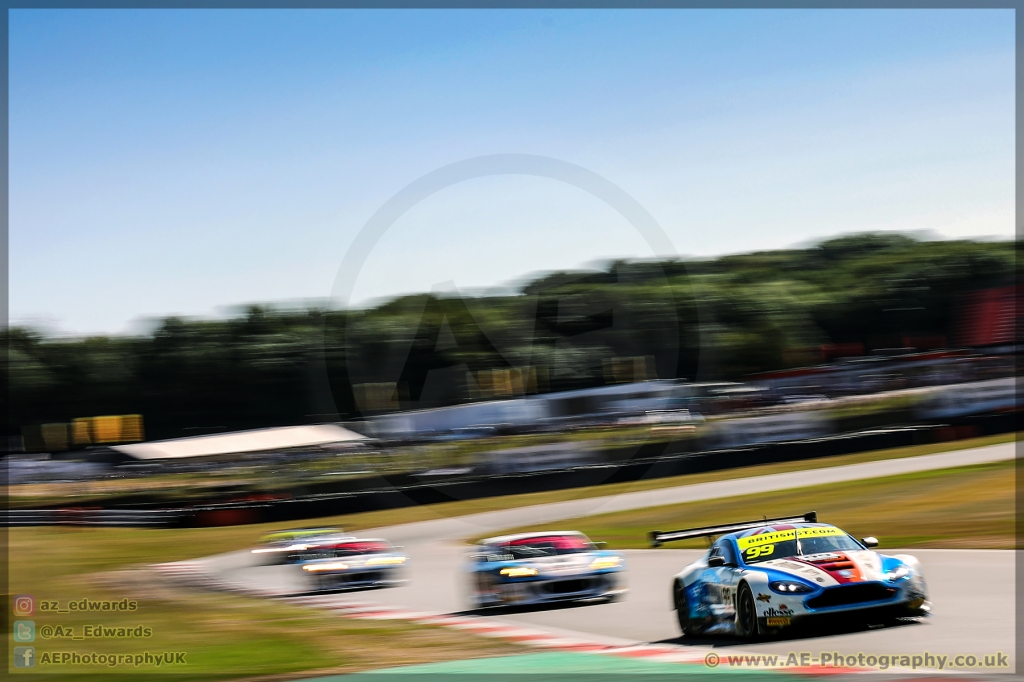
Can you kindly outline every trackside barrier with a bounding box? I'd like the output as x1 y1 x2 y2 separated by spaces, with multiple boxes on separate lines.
4 413 1018 529
3 508 186 527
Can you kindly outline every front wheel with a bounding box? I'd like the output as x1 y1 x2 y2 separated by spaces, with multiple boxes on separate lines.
736 583 761 640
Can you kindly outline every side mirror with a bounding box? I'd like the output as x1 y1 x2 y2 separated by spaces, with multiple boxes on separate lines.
592 541 608 549
861 537 879 548
708 555 726 567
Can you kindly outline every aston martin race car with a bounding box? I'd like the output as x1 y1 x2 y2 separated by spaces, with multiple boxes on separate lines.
299 538 409 591
468 531 626 609
651 512 929 640
250 527 356 565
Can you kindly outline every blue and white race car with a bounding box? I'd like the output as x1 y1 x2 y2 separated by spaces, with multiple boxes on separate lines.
468 531 626 609
651 512 929 639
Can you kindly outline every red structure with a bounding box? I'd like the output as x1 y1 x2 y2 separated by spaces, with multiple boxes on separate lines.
954 286 1021 348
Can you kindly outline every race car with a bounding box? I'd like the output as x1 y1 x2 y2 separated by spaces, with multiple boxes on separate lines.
299 538 409 592
468 531 626 609
651 512 929 640
250 527 356 565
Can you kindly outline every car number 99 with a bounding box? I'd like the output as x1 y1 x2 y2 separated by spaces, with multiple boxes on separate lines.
743 544 775 560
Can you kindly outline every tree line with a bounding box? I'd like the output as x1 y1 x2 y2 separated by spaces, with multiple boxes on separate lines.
7 233 1018 441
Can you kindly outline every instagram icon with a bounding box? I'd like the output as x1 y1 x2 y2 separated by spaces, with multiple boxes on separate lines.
13 595 34 616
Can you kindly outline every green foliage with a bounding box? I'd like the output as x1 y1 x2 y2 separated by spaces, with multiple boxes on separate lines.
5 234 1017 439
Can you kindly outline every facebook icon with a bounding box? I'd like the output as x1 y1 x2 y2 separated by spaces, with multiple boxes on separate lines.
13 646 35 668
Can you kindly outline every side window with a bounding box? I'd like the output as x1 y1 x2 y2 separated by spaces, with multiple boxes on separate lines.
483 546 511 562
718 541 738 566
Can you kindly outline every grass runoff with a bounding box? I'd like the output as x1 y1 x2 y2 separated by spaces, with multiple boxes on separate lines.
7 531 523 682
487 459 1016 550
6 433 1014 680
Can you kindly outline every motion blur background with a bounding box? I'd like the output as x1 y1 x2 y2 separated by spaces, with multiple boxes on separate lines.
5 8 1018 679
7 8 1017 508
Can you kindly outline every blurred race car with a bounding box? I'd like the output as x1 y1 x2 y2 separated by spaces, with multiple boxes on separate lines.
299 538 409 591
652 512 929 640
468 531 626 609
250 527 355 565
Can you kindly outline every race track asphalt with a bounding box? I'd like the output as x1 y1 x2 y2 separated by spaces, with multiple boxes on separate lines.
197 441 1016 670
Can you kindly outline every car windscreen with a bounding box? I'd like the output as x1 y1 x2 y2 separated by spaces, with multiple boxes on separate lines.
292 541 391 562
503 535 590 559
738 527 859 564
329 541 392 557
798 534 861 555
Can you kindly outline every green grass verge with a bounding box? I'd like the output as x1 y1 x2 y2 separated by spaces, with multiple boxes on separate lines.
483 460 1016 550
7 530 522 681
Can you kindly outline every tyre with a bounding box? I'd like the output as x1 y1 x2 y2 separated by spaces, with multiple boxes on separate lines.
673 580 700 637
471 573 497 610
736 582 761 640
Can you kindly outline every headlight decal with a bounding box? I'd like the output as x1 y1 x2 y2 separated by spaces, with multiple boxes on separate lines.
589 556 623 570
884 566 911 581
303 562 349 572
499 567 539 578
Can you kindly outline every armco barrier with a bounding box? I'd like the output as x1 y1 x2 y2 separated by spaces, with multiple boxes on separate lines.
4 412 1018 529
3 508 186 527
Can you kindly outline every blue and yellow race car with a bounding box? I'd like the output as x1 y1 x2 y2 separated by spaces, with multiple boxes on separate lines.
652 512 929 640
468 531 626 609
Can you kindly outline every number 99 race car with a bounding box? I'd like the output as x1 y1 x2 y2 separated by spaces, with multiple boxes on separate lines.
651 512 929 640
468 531 626 609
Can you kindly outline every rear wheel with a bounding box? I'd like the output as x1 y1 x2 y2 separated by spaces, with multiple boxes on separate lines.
673 581 699 636
736 583 760 640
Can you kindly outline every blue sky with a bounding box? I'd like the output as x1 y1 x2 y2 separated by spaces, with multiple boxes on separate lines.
9 9 1015 334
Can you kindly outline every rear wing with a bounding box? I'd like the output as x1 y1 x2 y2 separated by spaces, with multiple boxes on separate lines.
649 512 817 548
259 527 344 543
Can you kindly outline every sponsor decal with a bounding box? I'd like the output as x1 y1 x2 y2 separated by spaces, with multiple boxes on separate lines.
763 605 793 618
736 527 844 550
766 617 791 627
802 553 843 562
744 545 776 560
757 593 771 603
